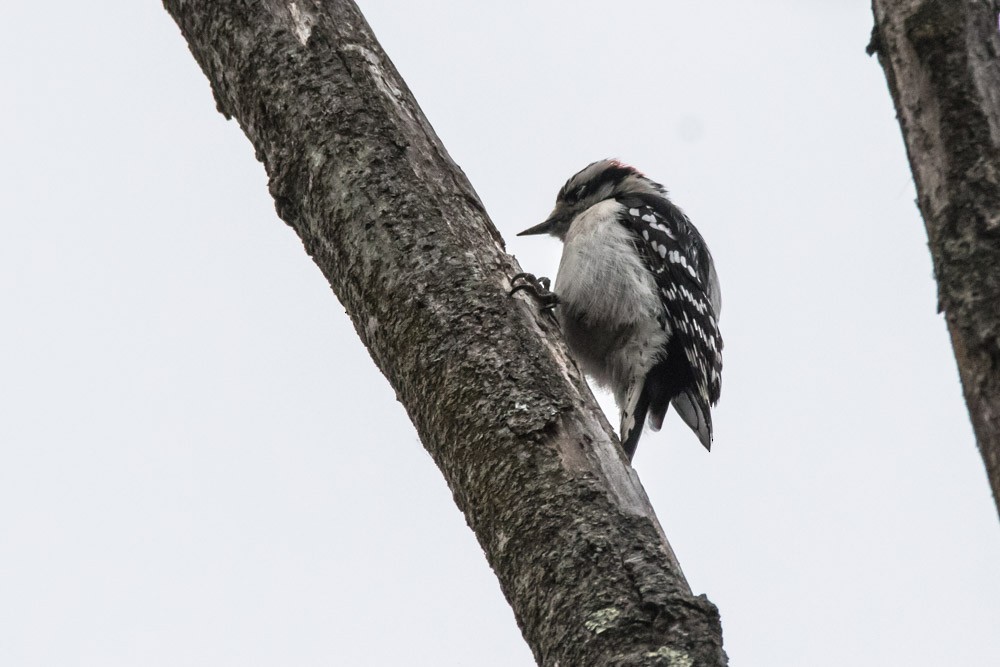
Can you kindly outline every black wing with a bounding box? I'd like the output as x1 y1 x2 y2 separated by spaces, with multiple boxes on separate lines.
617 193 723 449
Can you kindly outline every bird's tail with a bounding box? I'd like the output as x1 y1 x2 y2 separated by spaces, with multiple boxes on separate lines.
619 380 651 461
671 389 713 451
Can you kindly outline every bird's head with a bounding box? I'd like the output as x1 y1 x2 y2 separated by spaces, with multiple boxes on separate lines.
518 159 666 240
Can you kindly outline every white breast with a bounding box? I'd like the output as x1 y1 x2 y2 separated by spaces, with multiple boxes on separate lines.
555 199 662 327
554 199 669 400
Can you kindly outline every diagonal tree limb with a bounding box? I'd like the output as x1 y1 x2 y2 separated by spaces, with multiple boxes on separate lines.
870 0 1000 521
162 1 727 664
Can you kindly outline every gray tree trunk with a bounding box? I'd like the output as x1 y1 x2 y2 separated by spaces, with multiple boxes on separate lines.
162 1 727 664
870 0 1000 521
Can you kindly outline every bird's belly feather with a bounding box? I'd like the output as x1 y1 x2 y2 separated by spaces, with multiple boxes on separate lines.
554 200 669 401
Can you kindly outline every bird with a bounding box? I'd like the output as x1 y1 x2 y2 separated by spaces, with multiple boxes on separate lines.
512 159 722 460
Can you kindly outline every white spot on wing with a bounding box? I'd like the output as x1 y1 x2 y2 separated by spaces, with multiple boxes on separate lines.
649 221 676 239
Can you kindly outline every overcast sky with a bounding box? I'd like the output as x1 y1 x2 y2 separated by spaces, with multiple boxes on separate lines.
2 1 999 666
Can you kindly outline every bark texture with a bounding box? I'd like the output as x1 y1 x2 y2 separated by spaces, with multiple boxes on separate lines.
162 1 727 664
871 0 1000 520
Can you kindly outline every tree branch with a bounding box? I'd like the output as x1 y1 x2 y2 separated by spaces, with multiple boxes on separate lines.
162 0 727 663
870 0 1000 520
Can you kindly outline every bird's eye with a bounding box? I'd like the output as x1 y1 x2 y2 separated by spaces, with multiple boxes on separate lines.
573 184 588 200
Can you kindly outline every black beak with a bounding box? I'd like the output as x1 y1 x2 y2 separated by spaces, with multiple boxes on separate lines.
517 217 558 237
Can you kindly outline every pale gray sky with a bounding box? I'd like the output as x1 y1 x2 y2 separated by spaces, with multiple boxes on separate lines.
2 2 999 665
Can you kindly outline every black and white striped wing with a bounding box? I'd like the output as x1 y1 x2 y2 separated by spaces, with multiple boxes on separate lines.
618 194 723 447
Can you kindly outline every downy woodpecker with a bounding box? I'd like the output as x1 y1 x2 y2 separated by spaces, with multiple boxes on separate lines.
513 159 722 460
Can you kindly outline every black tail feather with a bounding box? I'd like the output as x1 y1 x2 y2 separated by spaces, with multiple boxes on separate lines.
620 390 651 461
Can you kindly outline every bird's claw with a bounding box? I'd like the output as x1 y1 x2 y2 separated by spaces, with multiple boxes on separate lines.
510 272 559 311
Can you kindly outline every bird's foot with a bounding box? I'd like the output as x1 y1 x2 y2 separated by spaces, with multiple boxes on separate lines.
509 272 559 311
